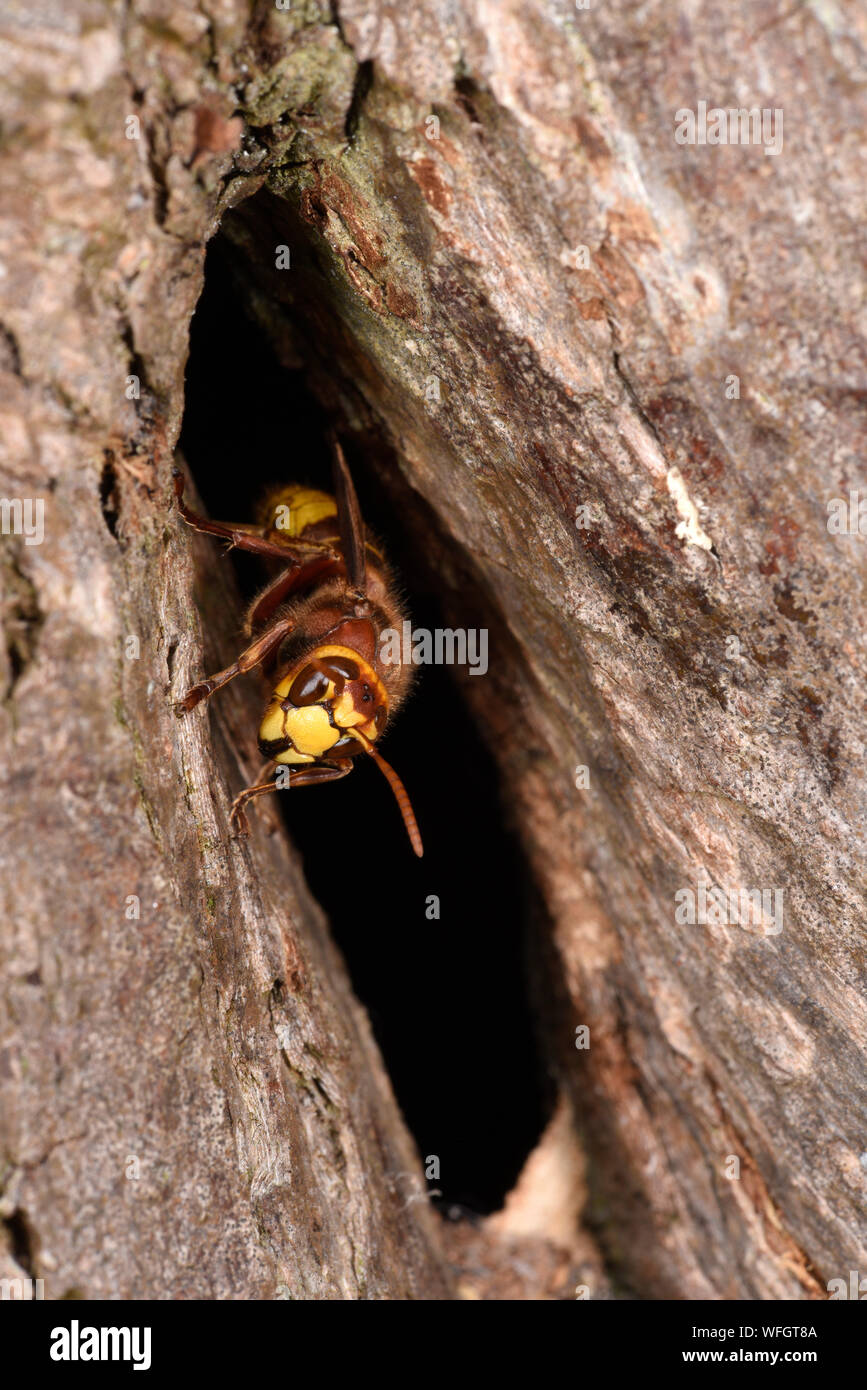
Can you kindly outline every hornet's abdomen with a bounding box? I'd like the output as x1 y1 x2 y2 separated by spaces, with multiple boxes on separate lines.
259 485 339 545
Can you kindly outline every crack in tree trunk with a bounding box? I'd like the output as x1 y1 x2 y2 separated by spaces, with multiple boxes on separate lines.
1 0 864 1301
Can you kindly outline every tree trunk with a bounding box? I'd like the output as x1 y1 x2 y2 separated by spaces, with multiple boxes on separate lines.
1 0 864 1300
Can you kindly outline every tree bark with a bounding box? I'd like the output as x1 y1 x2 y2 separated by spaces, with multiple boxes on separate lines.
1 0 865 1300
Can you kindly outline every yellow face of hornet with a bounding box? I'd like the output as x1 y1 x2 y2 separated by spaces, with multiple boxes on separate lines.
258 645 388 766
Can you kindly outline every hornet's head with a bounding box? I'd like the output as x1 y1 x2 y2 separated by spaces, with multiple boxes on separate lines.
256 642 422 857
258 645 387 766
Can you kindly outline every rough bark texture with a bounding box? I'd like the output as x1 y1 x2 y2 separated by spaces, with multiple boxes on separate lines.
1 0 865 1300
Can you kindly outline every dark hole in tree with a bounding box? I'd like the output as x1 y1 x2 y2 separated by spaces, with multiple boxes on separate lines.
179 237 550 1214
3 1208 36 1276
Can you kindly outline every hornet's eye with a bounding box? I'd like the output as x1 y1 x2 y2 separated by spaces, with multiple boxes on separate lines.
287 666 331 706
319 656 360 683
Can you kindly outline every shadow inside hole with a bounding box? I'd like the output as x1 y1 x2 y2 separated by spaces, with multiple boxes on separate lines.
178 240 550 1213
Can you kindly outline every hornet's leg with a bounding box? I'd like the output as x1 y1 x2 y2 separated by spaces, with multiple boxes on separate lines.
176 615 296 714
173 470 313 563
240 759 281 836
230 761 352 836
244 553 343 633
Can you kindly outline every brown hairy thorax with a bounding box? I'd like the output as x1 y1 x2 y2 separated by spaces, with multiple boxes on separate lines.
263 574 415 717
